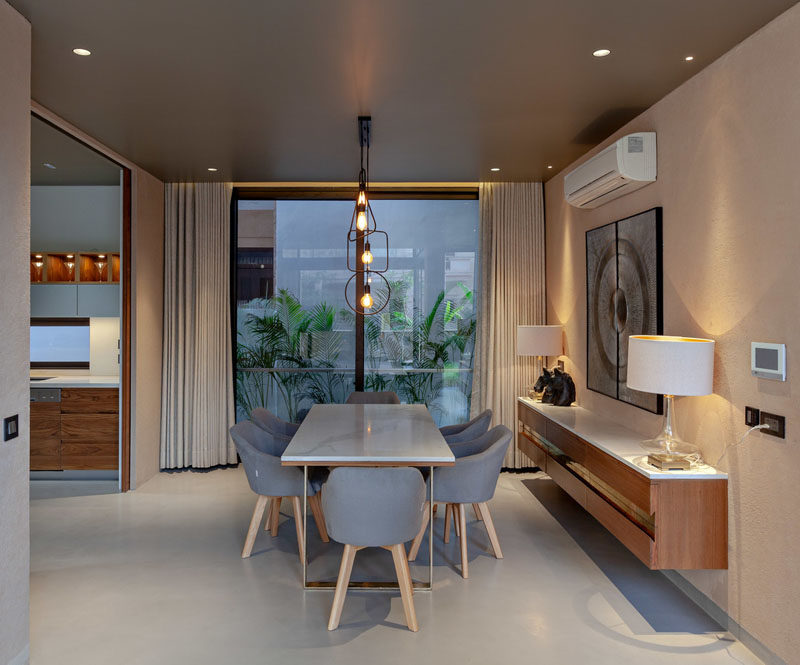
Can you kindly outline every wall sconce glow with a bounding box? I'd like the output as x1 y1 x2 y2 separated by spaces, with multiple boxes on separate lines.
72 48 91 56
593 49 611 57
685 55 695 62
547 165 553 169
43 162 56 169
490 167 500 172
207 167 218 172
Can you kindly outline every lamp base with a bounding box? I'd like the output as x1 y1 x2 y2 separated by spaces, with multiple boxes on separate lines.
639 394 701 460
646 453 692 471
640 434 700 457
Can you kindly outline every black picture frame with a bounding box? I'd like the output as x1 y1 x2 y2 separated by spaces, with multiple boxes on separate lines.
585 207 663 414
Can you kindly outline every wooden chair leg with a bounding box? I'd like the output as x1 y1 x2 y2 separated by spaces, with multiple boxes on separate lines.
478 502 503 559
458 503 468 578
453 503 461 538
291 496 305 564
407 501 430 561
391 543 419 631
242 495 269 559
308 493 330 542
473 503 483 521
328 544 357 630
443 503 452 544
264 497 275 531
270 496 282 536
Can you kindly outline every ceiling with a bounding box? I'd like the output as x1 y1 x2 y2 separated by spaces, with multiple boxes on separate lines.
13 0 798 183
32 115 121 186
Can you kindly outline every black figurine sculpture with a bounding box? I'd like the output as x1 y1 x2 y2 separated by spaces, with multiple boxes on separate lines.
533 367 576 406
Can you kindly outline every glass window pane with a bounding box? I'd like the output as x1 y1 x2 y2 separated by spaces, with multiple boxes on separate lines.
234 195 479 426
31 324 90 364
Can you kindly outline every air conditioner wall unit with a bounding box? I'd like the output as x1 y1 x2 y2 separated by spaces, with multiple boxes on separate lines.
564 132 656 209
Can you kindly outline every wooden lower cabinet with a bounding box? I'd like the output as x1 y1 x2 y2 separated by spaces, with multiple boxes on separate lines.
30 402 62 470
30 388 119 472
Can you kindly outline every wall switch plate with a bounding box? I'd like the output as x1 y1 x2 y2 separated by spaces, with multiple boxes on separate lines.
745 406 761 427
759 411 785 438
3 415 19 441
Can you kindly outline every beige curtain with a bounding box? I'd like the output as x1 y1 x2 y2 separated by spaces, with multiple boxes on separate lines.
160 183 237 469
472 182 546 468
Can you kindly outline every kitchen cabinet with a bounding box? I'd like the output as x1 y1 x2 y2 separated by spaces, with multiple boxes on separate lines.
77 284 120 316
29 284 120 317
30 284 78 317
29 387 119 471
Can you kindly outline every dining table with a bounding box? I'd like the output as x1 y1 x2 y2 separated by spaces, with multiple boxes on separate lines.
281 402 455 591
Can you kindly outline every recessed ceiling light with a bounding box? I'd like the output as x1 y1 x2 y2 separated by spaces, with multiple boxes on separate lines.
547 165 553 169
593 48 611 58
490 167 500 172
72 48 91 56
43 162 56 169
207 167 218 172
685 55 695 62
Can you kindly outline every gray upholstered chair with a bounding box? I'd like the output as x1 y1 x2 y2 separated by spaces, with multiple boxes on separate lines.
230 421 329 562
322 467 425 631
345 390 401 405
250 407 300 450
408 425 512 578
439 409 493 444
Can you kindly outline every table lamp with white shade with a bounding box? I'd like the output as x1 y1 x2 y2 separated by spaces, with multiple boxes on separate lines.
517 325 564 399
626 335 715 467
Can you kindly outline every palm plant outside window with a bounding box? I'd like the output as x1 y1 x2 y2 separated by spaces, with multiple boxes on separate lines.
234 195 479 426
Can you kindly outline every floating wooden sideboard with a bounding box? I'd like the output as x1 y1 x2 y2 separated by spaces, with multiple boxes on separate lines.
517 398 727 570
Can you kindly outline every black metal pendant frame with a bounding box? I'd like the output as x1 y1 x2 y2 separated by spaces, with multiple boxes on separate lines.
345 116 391 317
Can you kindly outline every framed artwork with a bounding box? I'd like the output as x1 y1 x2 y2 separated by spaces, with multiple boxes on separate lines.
586 207 663 414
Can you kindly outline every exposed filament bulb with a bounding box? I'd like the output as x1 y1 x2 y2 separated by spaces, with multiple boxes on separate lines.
360 283 373 309
356 210 368 231
361 242 373 265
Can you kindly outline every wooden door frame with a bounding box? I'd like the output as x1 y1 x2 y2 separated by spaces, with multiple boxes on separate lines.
31 108 133 491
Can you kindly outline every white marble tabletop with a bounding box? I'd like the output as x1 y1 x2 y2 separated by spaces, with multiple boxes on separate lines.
281 403 455 467
518 397 727 480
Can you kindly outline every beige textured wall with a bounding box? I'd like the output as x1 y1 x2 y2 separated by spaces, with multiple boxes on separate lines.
544 5 800 663
131 168 165 488
0 3 31 663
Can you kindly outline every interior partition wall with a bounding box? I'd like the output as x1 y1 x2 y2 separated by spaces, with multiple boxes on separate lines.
232 187 479 426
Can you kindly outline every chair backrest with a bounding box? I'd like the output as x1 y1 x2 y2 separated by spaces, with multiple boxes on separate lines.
322 467 425 547
345 391 401 405
230 420 309 498
434 425 512 505
250 407 300 438
231 420 281 457
441 409 493 443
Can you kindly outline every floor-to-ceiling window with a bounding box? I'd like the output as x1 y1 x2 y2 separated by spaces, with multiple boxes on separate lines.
233 190 479 426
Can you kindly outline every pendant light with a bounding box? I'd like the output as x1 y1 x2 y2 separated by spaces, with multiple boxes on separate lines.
345 115 390 315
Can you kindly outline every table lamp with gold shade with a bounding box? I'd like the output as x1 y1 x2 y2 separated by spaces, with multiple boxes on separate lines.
517 325 564 399
626 335 715 469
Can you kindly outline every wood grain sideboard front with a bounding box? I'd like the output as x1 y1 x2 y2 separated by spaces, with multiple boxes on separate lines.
517 398 727 570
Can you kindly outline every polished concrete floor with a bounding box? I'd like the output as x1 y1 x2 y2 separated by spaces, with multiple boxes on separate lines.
30 469 763 665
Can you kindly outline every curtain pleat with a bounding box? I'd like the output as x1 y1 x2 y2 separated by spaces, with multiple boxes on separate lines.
472 182 546 468
160 183 236 469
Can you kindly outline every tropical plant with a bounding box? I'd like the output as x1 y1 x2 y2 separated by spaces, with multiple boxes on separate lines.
235 282 476 424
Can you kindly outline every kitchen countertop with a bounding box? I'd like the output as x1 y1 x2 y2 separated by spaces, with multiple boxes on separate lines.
30 375 120 388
